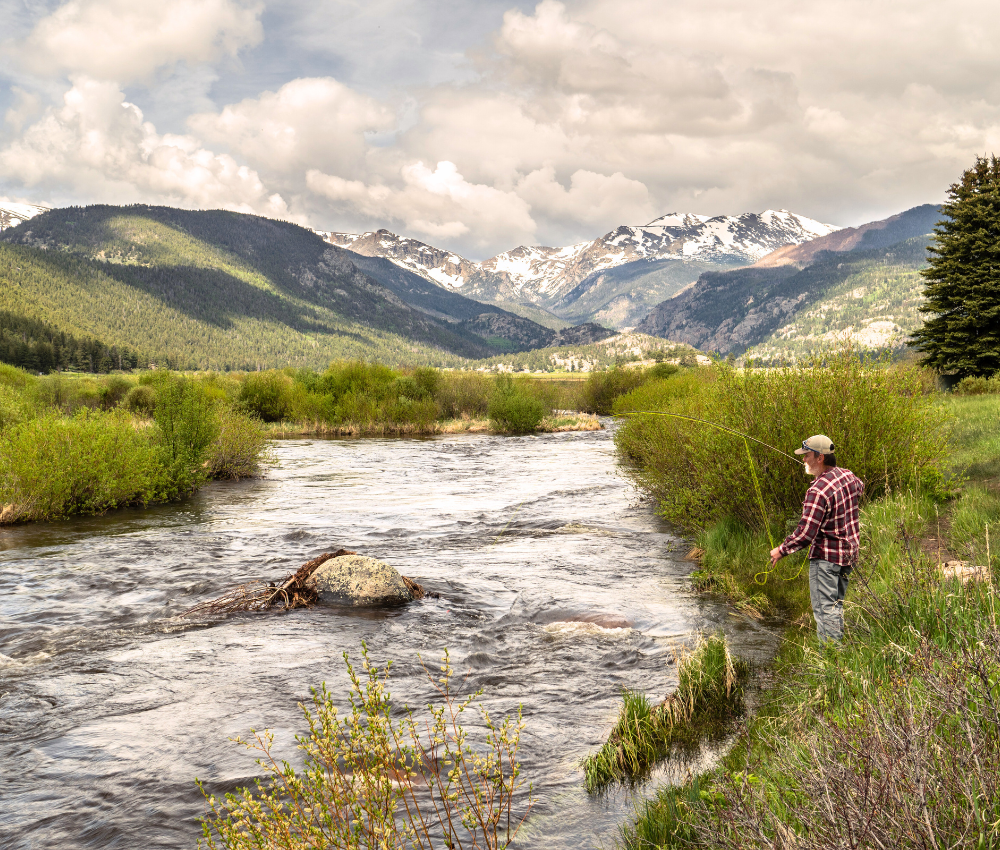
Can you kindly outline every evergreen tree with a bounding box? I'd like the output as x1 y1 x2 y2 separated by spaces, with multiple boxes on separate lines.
910 155 1000 376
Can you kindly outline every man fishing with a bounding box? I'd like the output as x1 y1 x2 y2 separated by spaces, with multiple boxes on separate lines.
769 435 863 643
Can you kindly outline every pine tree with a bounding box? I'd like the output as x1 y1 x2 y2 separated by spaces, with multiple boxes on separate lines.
910 155 1000 376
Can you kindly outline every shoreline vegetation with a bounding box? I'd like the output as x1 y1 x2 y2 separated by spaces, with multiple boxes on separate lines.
588 351 1000 848
0 360 675 525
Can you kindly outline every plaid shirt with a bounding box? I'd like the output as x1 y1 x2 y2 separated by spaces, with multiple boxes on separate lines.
778 467 864 566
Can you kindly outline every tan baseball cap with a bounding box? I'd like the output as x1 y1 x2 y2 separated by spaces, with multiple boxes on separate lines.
795 434 835 455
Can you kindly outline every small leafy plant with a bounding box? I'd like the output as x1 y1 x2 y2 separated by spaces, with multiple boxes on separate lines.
198 645 533 849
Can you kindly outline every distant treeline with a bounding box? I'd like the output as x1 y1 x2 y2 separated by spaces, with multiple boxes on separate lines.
0 309 140 373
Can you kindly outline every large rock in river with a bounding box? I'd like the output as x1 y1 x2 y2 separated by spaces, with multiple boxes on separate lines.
306 555 417 606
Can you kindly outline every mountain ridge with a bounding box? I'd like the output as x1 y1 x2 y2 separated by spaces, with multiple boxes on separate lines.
635 204 941 359
322 209 839 329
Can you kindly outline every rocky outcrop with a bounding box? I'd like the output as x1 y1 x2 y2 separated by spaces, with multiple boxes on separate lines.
307 554 421 606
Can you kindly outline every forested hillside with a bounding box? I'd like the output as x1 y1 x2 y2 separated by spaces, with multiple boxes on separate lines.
0 206 501 369
0 309 139 373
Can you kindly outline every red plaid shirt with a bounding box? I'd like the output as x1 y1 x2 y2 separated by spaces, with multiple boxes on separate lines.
778 467 864 566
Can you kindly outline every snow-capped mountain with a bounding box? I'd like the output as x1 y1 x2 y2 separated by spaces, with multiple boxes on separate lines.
0 201 48 231
321 210 840 328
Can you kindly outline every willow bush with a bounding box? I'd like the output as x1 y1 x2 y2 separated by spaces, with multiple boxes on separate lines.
199 646 533 850
0 410 166 522
613 353 953 533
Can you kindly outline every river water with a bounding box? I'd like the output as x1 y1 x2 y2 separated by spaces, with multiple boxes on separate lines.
0 423 775 849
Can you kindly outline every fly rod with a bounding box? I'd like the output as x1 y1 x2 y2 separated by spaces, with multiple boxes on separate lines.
613 410 806 584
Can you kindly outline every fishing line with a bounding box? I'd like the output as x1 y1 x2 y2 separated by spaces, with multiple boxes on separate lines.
614 410 807 585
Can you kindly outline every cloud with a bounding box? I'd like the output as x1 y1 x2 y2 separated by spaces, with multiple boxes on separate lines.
0 76 289 217
516 166 654 230
189 77 393 177
4 0 1000 256
307 161 536 250
8 0 263 83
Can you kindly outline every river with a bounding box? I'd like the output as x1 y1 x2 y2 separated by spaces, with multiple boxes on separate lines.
0 422 775 848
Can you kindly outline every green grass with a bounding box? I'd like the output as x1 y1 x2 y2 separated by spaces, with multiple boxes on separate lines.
582 634 751 793
617 389 1000 849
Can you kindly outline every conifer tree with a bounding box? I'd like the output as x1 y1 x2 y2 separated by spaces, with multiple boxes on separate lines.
910 155 1000 376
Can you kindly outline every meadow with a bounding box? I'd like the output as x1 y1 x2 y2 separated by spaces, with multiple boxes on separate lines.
596 355 1000 849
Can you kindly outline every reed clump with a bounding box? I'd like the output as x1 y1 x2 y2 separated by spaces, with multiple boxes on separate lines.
198 645 533 850
582 633 750 793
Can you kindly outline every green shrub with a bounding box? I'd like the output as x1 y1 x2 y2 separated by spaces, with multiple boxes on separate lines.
488 374 546 433
0 384 34 430
435 370 492 418
206 408 271 480
199 647 532 850
954 374 1000 395
98 375 133 410
0 410 165 522
123 384 156 417
614 352 953 532
0 363 35 389
153 376 219 495
237 371 292 422
581 367 650 414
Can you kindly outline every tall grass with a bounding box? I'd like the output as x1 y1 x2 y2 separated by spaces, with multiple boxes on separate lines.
582 633 750 793
614 352 953 533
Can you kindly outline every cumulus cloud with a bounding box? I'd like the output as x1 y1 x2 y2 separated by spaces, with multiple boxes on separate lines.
0 76 289 217
8 0 263 83
3 0 1000 256
189 78 393 177
516 166 653 231
307 161 536 249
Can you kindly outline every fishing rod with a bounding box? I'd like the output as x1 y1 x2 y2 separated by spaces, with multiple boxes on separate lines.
612 410 800 463
613 410 807 585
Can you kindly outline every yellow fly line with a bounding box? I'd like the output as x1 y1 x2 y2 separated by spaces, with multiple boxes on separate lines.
614 410 808 585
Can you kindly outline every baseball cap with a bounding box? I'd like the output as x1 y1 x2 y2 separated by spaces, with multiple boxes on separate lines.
794 434 834 455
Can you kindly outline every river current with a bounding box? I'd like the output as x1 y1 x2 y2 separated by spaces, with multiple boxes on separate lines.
0 422 775 848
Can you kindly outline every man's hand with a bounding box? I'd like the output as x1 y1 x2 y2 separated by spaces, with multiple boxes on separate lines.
769 547 782 566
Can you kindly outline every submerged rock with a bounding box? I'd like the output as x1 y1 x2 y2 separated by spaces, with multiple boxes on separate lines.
306 555 419 606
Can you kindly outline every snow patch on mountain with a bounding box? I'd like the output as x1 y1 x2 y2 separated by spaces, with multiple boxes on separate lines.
0 201 49 231
317 210 840 328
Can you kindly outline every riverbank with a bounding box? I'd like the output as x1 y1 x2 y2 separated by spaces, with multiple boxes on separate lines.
261 411 602 437
608 365 1000 848
0 359 672 525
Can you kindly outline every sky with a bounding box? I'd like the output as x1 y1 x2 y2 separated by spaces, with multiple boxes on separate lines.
0 0 998 260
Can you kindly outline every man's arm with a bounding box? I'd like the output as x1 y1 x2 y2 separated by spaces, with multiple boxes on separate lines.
770 488 827 565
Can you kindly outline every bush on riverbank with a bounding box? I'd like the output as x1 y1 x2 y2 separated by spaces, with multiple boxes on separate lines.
614 352 952 534
0 366 271 523
488 374 546 433
199 647 533 850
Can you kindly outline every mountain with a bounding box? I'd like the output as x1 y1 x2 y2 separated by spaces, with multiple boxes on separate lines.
0 201 48 231
0 205 514 369
634 205 940 359
321 210 839 329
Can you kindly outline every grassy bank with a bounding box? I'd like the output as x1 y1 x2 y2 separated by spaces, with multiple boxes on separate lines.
605 361 1000 848
0 360 661 525
0 364 270 524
